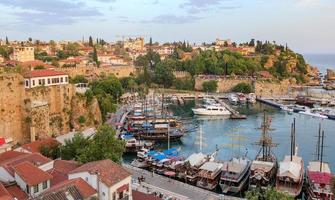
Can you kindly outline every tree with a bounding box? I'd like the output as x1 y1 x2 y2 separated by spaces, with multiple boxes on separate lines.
70 75 88 84
89 36 93 47
78 116 86 124
232 82 253 93
202 80 218 93
77 125 125 164
246 188 294 200
92 46 99 66
5 36 9 45
40 144 60 159
60 133 90 160
153 59 175 88
249 39 255 47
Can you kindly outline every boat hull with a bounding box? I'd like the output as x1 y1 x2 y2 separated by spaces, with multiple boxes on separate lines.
192 108 230 116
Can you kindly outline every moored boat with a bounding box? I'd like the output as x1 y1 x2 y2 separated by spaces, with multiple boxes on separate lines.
247 93 256 104
237 93 247 104
250 113 278 190
196 161 223 190
296 95 315 108
192 105 231 116
228 93 239 105
276 155 304 197
305 127 334 200
220 157 251 194
299 109 328 119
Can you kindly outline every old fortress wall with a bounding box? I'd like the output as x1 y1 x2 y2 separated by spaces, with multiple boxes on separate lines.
0 73 102 143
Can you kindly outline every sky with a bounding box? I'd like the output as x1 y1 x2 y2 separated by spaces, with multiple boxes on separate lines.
0 0 334 54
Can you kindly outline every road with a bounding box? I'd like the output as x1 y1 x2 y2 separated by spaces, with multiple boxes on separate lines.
124 164 244 200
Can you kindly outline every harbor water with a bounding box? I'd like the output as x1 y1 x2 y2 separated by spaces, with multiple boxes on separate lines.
163 101 335 172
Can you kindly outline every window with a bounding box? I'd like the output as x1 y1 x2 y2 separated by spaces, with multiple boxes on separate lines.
65 77 68 82
26 185 30 194
48 78 50 84
39 79 42 85
102 192 105 196
25 80 29 87
32 80 35 86
61 77 63 83
33 185 38 193
43 181 47 189
113 192 116 200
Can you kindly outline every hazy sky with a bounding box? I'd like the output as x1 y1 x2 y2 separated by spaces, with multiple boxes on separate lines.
0 0 334 53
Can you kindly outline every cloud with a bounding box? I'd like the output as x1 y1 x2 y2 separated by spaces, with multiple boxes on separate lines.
0 0 103 26
180 0 241 14
140 14 202 24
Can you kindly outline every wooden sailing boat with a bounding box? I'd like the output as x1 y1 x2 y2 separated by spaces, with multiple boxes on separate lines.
305 124 334 200
276 118 304 197
219 130 251 195
249 112 278 190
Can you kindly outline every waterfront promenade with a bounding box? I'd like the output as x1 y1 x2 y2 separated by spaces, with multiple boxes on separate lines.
124 164 244 200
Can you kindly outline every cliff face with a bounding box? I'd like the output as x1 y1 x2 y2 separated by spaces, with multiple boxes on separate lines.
70 95 102 131
0 73 102 143
0 74 29 142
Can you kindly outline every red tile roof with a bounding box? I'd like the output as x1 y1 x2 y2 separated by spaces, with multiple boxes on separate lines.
69 159 131 187
14 162 52 186
21 60 55 69
0 153 51 176
49 160 79 186
43 178 96 198
0 151 27 163
132 190 162 200
20 138 60 153
5 185 28 200
0 183 12 200
23 69 67 78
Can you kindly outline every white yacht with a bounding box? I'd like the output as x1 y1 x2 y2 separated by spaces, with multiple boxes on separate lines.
299 109 328 119
228 94 239 105
192 105 231 116
247 93 256 104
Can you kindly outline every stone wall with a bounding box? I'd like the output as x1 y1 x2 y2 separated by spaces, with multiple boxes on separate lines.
195 76 253 92
58 65 135 81
0 73 102 143
0 73 29 142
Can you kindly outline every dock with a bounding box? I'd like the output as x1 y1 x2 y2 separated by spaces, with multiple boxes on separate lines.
213 97 247 119
256 98 282 109
124 164 244 200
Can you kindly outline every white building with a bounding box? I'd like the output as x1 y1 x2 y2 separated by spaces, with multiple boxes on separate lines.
23 69 69 89
14 162 52 197
69 159 132 200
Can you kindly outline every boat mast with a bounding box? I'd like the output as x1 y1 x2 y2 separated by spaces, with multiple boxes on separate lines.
317 123 321 160
320 130 325 172
293 118 296 155
290 122 294 161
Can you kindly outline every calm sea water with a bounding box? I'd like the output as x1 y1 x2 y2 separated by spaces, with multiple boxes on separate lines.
304 54 335 74
166 101 335 172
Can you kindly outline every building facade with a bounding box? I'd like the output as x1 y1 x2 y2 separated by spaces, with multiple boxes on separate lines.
24 69 69 89
12 47 35 62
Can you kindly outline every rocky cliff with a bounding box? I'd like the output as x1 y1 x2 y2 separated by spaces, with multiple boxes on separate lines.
0 73 102 143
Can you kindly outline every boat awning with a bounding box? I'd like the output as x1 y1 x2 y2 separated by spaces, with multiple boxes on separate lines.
153 154 167 161
200 161 223 172
308 161 331 173
279 161 302 180
163 148 178 156
186 153 206 167
308 171 333 185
